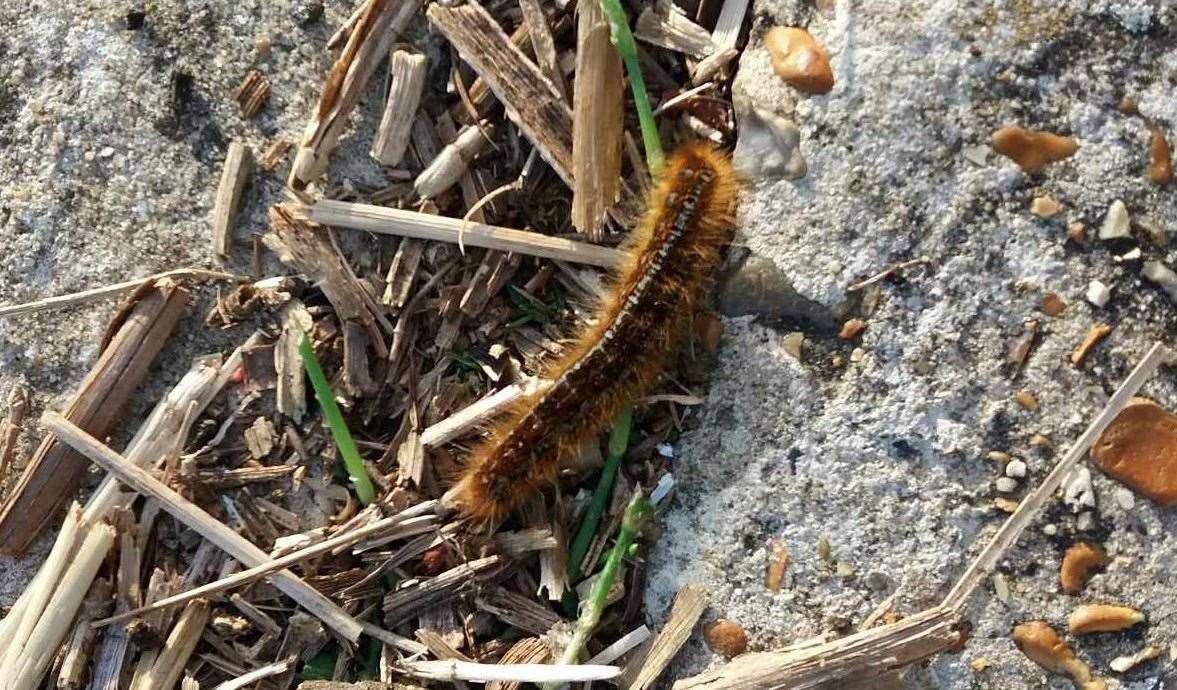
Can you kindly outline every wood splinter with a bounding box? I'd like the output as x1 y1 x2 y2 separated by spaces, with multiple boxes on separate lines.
212 140 254 260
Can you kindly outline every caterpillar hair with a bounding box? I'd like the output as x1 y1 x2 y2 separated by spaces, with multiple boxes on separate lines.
446 142 740 525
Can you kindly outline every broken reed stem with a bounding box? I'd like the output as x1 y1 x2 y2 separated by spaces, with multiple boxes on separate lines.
308 200 625 268
568 405 632 583
422 379 549 447
93 500 439 628
941 341 1168 610
0 269 240 320
596 0 664 173
210 656 296 690
298 332 377 505
127 599 209 690
40 412 368 644
548 492 652 690
400 660 620 683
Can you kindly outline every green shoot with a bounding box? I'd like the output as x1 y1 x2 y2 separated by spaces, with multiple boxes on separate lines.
567 405 632 582
298 332 377 505
547 491 654 689
597 0 664 174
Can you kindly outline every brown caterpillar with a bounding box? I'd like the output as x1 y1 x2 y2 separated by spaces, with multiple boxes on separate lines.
446 142 740 524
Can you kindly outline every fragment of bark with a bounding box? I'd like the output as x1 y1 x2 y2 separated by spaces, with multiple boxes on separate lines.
417 603 465 652
342 321 379 397
0 279 189 555
634 5 717 58
518 0 567 100
275 300 313 423
415 124 493 199
383 555 504 626
290 0 422 189
383 238 426 308
476 587 562 636
0 385 30 487
235 70 270 119
55 578 113 689
131 569 182 645
571 0 624 239
213 140 254 260
486 637 550 690
265 206 387 354
426 1 575 186
622 584 709 690
371 51 428 167
127 599 210 690
42 412 367 644
261 137 293 171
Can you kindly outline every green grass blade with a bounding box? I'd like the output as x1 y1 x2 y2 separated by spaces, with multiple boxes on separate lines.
597 0 664 174
298 332 377 505
567 405 633 582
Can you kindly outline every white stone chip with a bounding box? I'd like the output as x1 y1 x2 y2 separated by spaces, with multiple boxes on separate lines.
1005 459 1027 478
1114 487 1136 510
995 477 1018 493
1099 199 1131 240
1077 511 1096 531
1086 280 1112 308
1142 261 1177 301
1064 467 1096 511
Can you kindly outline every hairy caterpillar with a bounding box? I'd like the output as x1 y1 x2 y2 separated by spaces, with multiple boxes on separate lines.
446 142 740 524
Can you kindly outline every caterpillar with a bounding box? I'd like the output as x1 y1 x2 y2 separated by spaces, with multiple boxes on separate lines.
446 142 740 525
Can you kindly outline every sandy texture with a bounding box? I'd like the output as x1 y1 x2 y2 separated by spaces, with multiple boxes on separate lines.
0 0 372 603
648 1 1177 688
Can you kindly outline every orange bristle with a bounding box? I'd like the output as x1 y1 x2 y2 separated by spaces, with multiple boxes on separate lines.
447 142 741 525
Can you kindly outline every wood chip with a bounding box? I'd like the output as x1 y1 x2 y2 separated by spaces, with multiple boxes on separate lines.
635 4 717 58
235 70 270 119
371 51 428 167
622 584 708 690
1071 323 1112 365
212 141 254 260
0 385 30 486
486 637 550 690
570 0 623 238
383 555 504 626
260 137 292 171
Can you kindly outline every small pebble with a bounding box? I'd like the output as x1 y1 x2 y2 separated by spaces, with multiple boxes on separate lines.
733 102 807 180
1067 221 1087 243
1041 292 1067 316
1091 398 1177 506
703 619 748 658
1115 247 1141 262
994 497 1020 512
781 332 804 359
996 477 1019 493
1060 541 1104 593
1110 646 1160 673
987 450 1011 464
1043 523 1058 536
835 562 854 578
1006 459 1028 478
1113 487 1135 510
1030 433 1054 448
1085 280 1111 308
1030 195 1060 218
849 347 866 363
764 27 835 94
656 443 674 458
838 318 866 340
962 145 990 166
817 536 832 561
969 657 991 673
1064 467 1096 512
992 573 1010 602
1142 260 1177 302
1071 323 1112 366
1013 621 1102 687
991 126 1078 172
1139 217 1168 246
1099 199 1131 240
1014 391 1038 411
1147 126 1173 186
1076 511 1096 531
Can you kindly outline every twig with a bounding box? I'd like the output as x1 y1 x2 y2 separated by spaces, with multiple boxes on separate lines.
299 332 377 504
399 660 620 683
93 501 438 628
424 379 549 448
941 341 1167 610
0 268 240 319
845 257 931 292
211 655 296 690
308 200 625 268
41 412 367 644
585 625 652 665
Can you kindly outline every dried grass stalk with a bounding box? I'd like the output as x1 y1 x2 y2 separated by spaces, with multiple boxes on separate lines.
634 4 716 58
